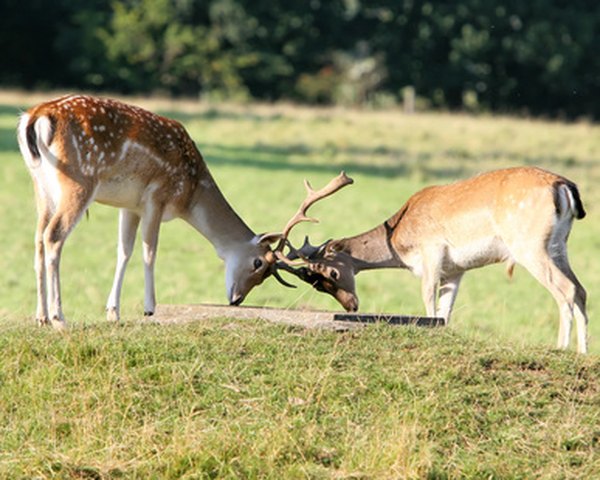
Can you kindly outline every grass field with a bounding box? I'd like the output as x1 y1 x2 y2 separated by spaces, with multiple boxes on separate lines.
1 320 598 478
0 92 599 477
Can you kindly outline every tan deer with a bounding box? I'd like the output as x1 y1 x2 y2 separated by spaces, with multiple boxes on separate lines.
280 167 589 353
17 93 352 328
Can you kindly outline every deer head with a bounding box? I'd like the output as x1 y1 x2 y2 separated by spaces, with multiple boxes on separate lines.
278 238 360 312
261 171 359 311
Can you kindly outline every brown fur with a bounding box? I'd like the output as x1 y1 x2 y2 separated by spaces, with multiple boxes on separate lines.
18 95 277 327
299 167 589 353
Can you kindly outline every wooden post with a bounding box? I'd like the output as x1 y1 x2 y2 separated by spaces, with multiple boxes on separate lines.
403 86 415 114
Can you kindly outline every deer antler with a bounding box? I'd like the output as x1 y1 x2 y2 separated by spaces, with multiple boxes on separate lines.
281 172 352 240
267 171 353 253
261 171 353 288
278 236 328 266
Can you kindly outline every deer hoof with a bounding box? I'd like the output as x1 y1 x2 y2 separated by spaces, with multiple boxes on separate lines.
106 307 120 322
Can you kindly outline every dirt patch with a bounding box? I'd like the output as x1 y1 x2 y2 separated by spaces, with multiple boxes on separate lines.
154 304 443 330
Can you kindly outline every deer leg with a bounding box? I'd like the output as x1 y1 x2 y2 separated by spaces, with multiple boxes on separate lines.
436 273 463 324
517 250 585 353
570 277 588 355
106 209 140 321
573 280 588 354
33 185 52 326
420 251 442 318
35 221 49 325
421 279 437 318
549 250 588 354
420 270 439 318
42 183 94 329
141 203 163 317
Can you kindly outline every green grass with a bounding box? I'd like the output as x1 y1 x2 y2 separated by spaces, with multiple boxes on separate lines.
1 95 598 350
1 320 599 478
0 93 599 477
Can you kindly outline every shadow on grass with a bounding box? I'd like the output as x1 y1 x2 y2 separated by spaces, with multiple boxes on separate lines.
1 102 590 181
157 108 286 124
0 127 17 153
0 104 22 153
199 142 476 180
0 104 23 116
208 152 411 178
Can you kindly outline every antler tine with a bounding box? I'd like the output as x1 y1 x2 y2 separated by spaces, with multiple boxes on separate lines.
276 171 353 251
285 236 324 262
273 239 307 266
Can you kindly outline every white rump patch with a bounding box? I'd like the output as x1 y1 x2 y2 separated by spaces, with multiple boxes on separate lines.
35 116 55 151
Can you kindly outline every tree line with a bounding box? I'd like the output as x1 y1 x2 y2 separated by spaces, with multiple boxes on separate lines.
2 0 598 118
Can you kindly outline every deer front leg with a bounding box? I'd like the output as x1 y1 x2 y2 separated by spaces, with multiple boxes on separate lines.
436 273 463 323
420 270 439 318
420 250 442 319
106 209 141 321
141 203 163 317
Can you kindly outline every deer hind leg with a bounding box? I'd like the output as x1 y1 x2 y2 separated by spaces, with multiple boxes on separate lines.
42 180 95 329
567 269 587 354
542 214 587 354
572 278 587 354
516 247 587 353
436 273 464 324
33 184 52 326
106 209 141 321
549 249 588 354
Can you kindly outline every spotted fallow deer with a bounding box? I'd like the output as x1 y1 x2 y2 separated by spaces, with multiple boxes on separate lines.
17 95 352 329
280 167 589 353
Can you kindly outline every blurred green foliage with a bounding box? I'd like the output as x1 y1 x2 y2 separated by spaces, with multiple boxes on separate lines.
1 0 598 117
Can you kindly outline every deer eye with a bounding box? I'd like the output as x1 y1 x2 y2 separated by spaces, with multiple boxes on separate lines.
253 258 263 270
330 269 339 281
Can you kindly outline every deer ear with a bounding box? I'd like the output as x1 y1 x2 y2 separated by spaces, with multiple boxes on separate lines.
325 239 343 257
257 232 284 245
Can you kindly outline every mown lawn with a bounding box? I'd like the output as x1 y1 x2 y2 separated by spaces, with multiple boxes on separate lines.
0 92 599 477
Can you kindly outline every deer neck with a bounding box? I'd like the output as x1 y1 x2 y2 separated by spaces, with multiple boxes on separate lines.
186 175 255 259
336 207 409 272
